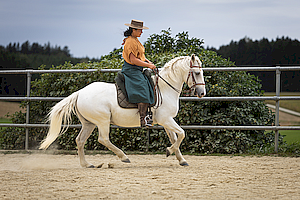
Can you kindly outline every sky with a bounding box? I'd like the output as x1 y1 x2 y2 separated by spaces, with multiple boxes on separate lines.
1 0 300 58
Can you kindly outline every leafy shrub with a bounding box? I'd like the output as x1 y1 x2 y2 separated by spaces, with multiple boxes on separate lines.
0 29 280 153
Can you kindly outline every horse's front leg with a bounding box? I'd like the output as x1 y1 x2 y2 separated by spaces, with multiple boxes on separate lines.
165 128 189 166
161 118 185 158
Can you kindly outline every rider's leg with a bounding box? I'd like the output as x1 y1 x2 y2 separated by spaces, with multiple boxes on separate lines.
137 103 153 127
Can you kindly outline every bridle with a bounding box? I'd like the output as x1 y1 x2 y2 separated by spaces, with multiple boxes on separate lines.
186 60 206 90
152 59 205 108
154 59 205 93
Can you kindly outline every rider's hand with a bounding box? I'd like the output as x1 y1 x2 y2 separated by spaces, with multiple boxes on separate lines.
145 59 153 64
148 63 156 70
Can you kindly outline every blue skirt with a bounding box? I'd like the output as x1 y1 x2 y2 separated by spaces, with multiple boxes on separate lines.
121 62 154 104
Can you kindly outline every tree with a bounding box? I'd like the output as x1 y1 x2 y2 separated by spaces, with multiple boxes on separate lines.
212 36 300 92
144 28 204 55
31 42 42 54
21 41 30 54
63 46 71 57
0 41 84 96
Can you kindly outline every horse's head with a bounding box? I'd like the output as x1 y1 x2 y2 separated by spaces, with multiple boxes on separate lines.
160 55 206 98
185 54 206 98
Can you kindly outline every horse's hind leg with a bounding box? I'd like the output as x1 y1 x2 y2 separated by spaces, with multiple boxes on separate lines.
76 121 96 168
97 121 130 163
165 128 189 166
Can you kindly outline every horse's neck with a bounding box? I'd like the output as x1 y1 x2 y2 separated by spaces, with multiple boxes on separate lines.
161 60 188 91
157 70 185 97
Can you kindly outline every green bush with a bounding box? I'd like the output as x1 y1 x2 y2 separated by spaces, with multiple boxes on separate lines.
0 29 281 153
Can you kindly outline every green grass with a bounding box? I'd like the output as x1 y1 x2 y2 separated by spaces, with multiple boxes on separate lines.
0 118 12 131
280 130 300 144
0 118 12 124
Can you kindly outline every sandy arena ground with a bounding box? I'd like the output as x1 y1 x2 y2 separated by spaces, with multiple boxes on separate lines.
1 102 300 199
0 153 299 199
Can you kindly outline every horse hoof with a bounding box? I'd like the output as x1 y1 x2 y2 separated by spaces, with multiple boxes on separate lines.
166 148 171 157
122 158 131 163
108 163 114 168
96 163 104 168
180 162 189 166
87 165 95 168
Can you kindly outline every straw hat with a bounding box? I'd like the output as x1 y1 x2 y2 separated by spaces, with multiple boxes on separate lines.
124 19 149 30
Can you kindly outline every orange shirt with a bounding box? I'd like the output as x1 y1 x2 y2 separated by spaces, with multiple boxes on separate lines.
122 36 146 65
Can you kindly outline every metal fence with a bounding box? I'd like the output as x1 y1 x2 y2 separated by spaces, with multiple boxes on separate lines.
1 66 300 153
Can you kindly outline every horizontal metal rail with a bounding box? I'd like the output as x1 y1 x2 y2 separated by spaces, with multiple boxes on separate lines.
1 96 300 102
204 66 300 72
0 123 300 130
1 66 300 74
1 65 300 153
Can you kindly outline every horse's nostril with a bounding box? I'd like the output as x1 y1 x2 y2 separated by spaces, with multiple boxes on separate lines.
201 93 204 96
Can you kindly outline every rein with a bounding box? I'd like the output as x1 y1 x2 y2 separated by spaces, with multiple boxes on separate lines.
153 68 180 93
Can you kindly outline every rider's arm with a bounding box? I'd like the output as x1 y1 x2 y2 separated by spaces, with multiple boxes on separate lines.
129 53 156 70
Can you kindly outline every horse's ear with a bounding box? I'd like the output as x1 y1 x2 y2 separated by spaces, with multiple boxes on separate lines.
191 54 196 63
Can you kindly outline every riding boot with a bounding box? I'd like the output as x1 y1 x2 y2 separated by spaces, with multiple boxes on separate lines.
138 103 153 127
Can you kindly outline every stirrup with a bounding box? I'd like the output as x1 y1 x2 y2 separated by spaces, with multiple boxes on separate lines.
144 115 153 127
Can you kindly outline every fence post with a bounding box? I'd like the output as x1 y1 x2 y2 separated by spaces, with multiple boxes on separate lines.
274 66 281 153
146 129 150 152
25 71 32 151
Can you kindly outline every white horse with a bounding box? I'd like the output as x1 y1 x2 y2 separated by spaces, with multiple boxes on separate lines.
39 54 206 167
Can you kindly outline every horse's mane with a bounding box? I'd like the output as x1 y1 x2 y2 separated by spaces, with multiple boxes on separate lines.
160 56 190 81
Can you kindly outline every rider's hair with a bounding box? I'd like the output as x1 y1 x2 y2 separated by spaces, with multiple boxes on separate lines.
124 27 136 37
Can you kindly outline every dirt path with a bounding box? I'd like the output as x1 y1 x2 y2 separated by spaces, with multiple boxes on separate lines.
0 101 25 118
0 153 299 199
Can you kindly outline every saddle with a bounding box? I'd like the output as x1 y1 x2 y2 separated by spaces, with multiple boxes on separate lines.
115 70 156 109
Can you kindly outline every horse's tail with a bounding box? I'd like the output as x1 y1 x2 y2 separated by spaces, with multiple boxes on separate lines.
39 91 79 150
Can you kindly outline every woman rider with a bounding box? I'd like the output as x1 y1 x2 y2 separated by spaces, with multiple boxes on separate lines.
122 19 156 127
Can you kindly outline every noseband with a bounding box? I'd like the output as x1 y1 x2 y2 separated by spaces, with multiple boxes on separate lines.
186 61 205 90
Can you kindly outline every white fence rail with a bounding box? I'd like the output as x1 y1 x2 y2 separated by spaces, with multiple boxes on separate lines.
1 66 300 152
